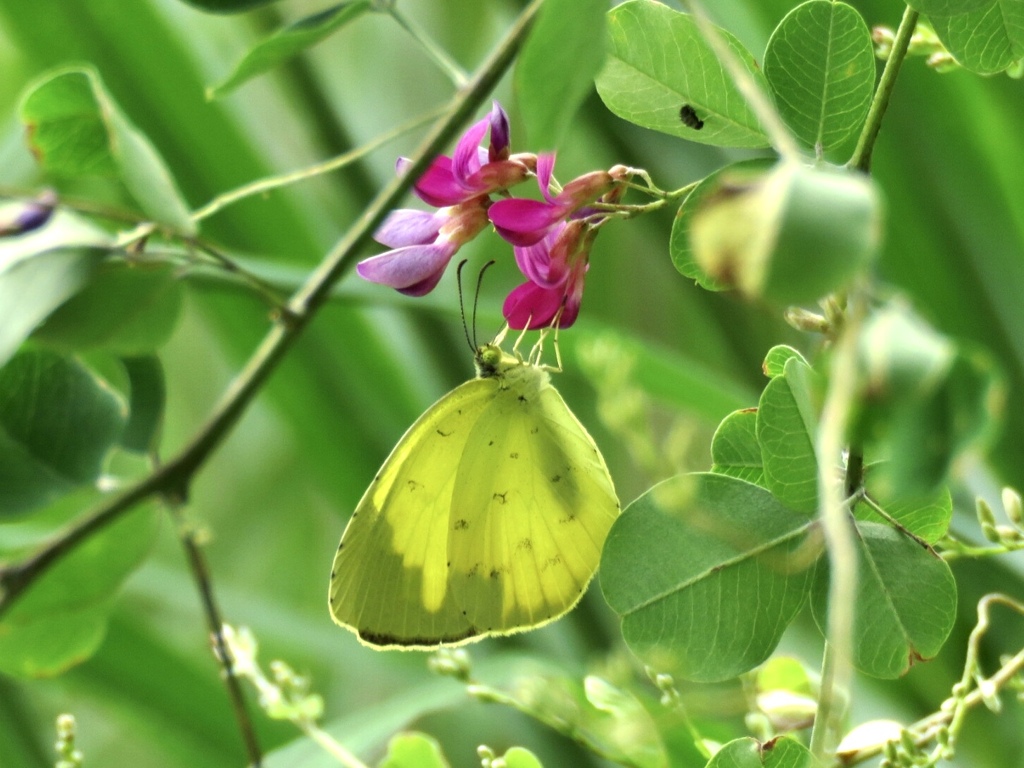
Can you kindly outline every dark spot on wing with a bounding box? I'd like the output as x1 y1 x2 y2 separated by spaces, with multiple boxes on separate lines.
518 394 528 403
517 538 532 551
489 568 500 579
453 519 469 530
551 474 561 483
510 452 519 459
436 428 452 437
493 491 507 504
530 426 539 434
407 480 423 491
468 563 481 577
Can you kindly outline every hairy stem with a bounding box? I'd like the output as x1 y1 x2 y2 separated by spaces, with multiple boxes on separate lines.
849 6 919 173
0 0 543 621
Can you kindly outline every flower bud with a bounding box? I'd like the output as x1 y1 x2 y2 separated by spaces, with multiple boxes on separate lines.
1002 487 1023 526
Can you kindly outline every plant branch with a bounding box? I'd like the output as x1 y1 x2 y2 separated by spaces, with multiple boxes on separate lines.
849 6 919 173
174 507 263 767
809 286 868 761
0 0 544 621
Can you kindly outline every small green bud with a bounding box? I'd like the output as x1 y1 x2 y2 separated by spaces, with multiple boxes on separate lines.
1006 58 1024 79
900 728 917 754
1002 487 1023 526
981 522 1001 544
978 679 1002 713
926 52 960 74
478 744 496 767
785 307 830 334
976 498 997 527
996 525 1024 544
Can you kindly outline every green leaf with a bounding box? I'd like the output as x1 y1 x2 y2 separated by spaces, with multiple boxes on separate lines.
19 66 194 232
910 0 1024 75
691 162 881 304
763 1 875 154
515 0 606 150
763 345 809 379
706 737 821 768
600 473 818 682
710 409 764 486
209 2 373 98
857 480 952 545
33 261 184 354
0 498 160 676
0 348 128 516
0 602 110 677
378 732 450 768
0 210 111 368
670 159 775 289
812 522 957 679
597 0 770 148
756 357 819 514
119 356 167 454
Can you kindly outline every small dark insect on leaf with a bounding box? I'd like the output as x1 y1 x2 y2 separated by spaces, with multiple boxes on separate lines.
679 104 704 130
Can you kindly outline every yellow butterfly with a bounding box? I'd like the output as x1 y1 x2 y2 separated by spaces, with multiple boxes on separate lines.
328 335 620 649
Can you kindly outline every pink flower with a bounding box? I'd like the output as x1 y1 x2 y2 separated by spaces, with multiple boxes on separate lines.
488 155 614 247
358 102 535 296
356 201 489 296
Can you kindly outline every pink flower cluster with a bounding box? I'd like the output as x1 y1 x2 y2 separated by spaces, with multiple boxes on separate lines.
357 102 626 329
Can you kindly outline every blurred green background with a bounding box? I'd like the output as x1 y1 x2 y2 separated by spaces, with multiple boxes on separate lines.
1 0 1023 766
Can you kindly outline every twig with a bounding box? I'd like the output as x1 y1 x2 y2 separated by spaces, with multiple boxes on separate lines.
0 0 544 621
174 506 264 767
849 6 919 173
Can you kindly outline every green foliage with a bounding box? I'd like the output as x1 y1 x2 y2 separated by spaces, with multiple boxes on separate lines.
0 349 127 516
597 0 770 148
19 67 194 232
515 0 606 150
209 2 373 98
2 0 1024 767
811 522 956 678
174 0 283 13
764 1 875 155
601 473 816 682
908 0 1024 74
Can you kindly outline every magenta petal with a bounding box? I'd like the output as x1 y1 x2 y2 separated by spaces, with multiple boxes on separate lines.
536 154 557 203
488 101 510 161
452 117 489 187
489 198 567 246
374 209 445 248
503 281 564 330
412 156 470 206
513 224 567 288
356 241 457 294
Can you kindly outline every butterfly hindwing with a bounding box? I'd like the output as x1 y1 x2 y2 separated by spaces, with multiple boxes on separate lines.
447 369 619 635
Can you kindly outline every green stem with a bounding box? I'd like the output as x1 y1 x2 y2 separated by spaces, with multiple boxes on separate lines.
849 6 919 172
809 286 868 762
189 106 444 223
386 2 470 88
0 0 544 622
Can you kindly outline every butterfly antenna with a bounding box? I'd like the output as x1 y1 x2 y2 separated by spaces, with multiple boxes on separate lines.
456 260 474 353
473 260 496 350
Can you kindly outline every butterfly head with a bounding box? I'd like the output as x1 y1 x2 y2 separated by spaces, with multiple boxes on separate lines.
474 343 518 379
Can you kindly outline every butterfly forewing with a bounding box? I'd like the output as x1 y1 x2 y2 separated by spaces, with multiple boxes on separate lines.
328 379 496 648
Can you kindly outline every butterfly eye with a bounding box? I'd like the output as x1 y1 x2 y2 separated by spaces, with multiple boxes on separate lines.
679 104 704 130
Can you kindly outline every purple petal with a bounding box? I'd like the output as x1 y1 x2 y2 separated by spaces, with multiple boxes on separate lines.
489 197 568 246
536 154 557 203
356 241 458 294
374 209 445 248
488 101 510 161
452 117 489 187
411 156 470 207
513 224 566 288
503 281 564 330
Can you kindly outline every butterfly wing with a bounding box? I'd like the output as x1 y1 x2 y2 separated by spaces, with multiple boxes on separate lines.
328 378 497 648
446 367 620 636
